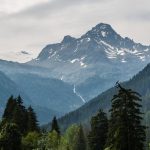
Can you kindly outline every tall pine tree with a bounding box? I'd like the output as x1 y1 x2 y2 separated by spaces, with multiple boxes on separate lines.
13 96 28 134
51 116 60 135
2 95 17 121
2 96 39 134
88 109 108 150
27 106 39 132
106 83 146 150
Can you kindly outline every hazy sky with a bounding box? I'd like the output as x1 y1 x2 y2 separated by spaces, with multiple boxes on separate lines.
0 0 150 62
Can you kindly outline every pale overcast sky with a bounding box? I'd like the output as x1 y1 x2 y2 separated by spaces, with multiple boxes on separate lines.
0 0 150 62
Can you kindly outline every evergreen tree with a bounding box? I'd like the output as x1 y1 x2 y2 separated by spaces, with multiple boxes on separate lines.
2 96 29 134
0 123 21 150
106 83 146 150
13 96 28 134
16 95 23 105
74 124 86 150
27 106 39 132
88 109 108 150
51 116 60 135
2 96 39 135
2 95 17 120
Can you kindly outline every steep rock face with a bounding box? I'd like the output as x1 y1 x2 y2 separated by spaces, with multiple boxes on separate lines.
28 23 150 101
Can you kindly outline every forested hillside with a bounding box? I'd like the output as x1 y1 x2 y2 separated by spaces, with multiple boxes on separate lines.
0 84 147 150
49 63 150 131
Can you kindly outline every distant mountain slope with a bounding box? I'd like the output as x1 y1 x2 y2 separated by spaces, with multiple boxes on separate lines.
0 59 51 78
33 106 61 125
0 60 85 123
28 23 150 101
0 69 64 124
11 73 84 113
0 71 31 115
45 63 150 131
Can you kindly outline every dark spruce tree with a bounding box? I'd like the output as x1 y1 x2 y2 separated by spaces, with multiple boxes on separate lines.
27 106 39 132
13 96 28 134
106 83 146 150
74 124 87 150
2 95 17 121
51 116 60 135
1 96 18 131
2 96 39 135
0 123 21 150
88 109 108 150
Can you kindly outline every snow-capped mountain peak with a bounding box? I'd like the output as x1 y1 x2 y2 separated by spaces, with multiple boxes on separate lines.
28 23 150 95
62 35 76 44
82 23 121 44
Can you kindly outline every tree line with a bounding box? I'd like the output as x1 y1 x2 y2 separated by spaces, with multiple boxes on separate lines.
0 83 147 150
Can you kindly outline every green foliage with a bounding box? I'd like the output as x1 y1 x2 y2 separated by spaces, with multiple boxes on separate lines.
106 83 146 150
0 123 21 150
45 130 60 150
88 109 108 150
22 131 40 150
64 124 86 150
58 136 69 150
64 124 79 150
36 133 47 150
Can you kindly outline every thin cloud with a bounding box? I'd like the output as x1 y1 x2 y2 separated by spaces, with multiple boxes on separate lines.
13 0 109 18
0 0 50 13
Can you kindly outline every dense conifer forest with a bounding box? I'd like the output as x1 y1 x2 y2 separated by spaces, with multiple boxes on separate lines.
0 83 149 150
